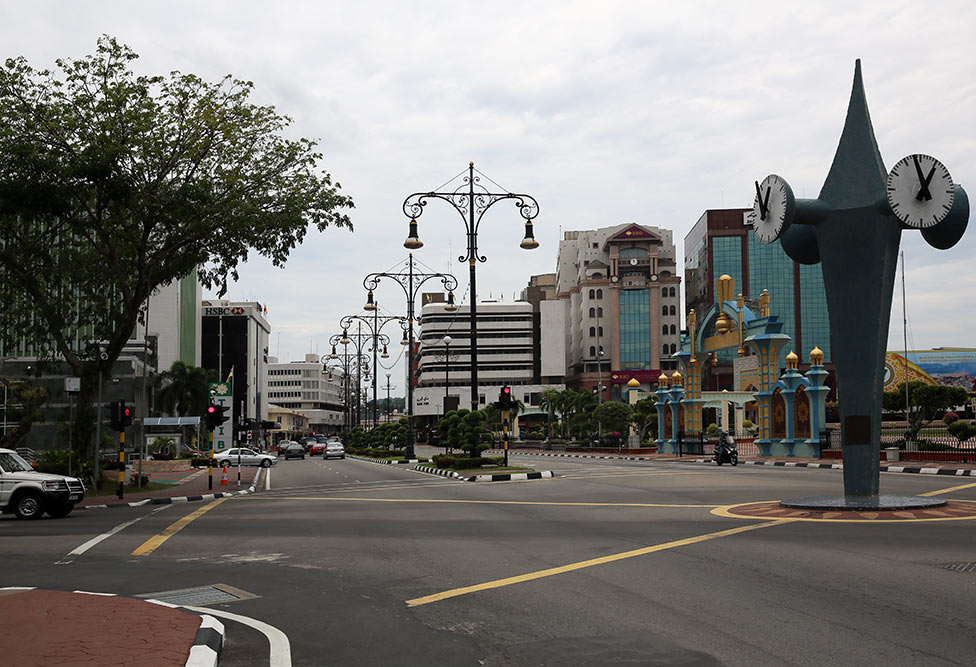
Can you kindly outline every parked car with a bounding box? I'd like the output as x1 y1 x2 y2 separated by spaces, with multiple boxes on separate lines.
215 448 276 468
282 443 306 460
309 441 327 456
314 435 328 444
0 448 85 519
323 442 345 460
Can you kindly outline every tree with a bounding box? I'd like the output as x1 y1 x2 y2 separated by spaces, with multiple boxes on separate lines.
0 376 48 449
883 381 970 442
156 361 216 447
540 387 561 439
0 37 354 464
592 401 632 439
630 397 658 444
439 409 490 457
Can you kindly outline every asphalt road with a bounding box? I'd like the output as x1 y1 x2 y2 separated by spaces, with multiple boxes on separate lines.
2 453 975 666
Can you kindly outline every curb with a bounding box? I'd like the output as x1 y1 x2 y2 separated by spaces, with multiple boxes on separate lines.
78 468 264 510
467 470 555 482
414 465 464 480
518 452 656 461
0 587 224 667
347 454 423 466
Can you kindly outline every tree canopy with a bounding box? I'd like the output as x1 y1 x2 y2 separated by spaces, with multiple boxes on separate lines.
0 37 354 458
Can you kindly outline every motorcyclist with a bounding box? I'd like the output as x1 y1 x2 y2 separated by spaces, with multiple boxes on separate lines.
714 430 738 465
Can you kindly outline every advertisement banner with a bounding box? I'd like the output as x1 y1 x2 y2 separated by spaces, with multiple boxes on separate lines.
883 349 976 392
208 382 234 451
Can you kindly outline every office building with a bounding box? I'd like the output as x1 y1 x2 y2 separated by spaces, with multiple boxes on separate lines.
266 354 345 434
555 222 681 400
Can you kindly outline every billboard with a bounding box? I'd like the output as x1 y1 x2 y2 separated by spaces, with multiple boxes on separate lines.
883 349 976 392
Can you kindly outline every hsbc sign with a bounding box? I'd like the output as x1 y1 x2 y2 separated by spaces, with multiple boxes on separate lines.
204 306 249 316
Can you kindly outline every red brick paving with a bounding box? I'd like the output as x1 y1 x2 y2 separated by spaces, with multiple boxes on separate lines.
725 500 976 521
0 589 201 667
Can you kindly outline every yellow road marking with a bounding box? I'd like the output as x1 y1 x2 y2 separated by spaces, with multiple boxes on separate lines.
406 519 790 607
920 481 976 497
238 496 717 508
132 499 228 556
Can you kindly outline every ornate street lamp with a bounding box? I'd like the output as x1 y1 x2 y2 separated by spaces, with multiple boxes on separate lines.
342 307 403 429
402 162 540 412
364 254 457 458
442 335 453 416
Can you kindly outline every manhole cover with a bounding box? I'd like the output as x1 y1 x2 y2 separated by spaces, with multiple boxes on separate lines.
137 583 256 606
943 563 976 573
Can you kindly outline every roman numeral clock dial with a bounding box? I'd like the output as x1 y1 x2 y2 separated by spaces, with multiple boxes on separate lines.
748 174 796 244
886 154 955 228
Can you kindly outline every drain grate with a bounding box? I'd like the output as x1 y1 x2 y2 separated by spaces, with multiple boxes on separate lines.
137 583 256 606
942 563 976 573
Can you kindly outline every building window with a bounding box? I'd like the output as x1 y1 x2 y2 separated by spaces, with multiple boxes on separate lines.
619 288 650 370
669 305 676 316
662 306 668 316
662 325 668 335
589 346 596 357
663 344 669 356
589 326 596 337
670 324 676 335
598 326 604 337
670 343 677 354
588 289 595 299
588 307 595 317
669 287 676 297
596 289 603 299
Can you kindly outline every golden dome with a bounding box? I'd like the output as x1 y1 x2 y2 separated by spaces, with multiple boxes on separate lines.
810 346 824 365
671 370 683 383
627 378 641 388
714 312 731 334
719 274 732 281
786 350 799 370
658 372 669 387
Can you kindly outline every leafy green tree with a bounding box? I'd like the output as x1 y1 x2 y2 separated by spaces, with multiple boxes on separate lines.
947 420 976 447
0 377 48 448
439 409 490 457
592 401 633 438
540 387 561 438
630 397 658 444
0 37 354 462
883 382 969 442
156 361 216 446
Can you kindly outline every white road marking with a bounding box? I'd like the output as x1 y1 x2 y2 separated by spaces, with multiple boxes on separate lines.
55 505 172 565
265 469 272 491
186 605 291 667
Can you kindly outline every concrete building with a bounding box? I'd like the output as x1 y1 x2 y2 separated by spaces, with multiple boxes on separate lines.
684 209 833 389
201 301 271 433
555 222 681 400
267 404 310 444
413 299 565 423
265 354 345 434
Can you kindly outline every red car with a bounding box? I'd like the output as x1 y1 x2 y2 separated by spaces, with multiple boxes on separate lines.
309 441 327 456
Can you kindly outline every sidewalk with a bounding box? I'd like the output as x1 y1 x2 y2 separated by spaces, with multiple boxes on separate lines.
500 448 976 475
0 588 222 667
79 463 261 508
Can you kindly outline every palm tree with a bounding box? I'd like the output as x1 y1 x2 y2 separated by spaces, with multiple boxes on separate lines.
156 361 216 446
540 387 561 439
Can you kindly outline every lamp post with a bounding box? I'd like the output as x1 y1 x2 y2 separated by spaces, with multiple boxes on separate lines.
383 373 395 423
330 324 374 428
402 162 541 412
325 336 369 434
442 335 452 415
345 306 403 429
364 254 458 458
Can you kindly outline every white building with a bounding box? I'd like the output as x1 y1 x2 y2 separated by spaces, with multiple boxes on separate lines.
266 354 345 433
413 299 565 420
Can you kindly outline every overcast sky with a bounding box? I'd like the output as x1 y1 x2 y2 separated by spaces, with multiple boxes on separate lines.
7 1 976 371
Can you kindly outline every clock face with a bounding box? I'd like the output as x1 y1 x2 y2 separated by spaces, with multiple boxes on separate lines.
629 258 638 265
747 174 795 244
886 154 954 228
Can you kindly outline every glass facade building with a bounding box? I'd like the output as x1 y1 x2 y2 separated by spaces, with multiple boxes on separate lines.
684 209 833 389
619 288 650 370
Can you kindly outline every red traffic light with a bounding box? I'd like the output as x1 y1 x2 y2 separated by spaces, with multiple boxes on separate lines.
207 405 216 414
502 387 511 395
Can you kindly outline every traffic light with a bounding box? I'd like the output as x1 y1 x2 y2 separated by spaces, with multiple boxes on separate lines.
109 400 132 430
206 403 230 429
495 386 513 411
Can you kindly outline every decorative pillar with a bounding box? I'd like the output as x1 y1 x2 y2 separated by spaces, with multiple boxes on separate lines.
626 377 642 448
655 372 669 448
743 332 791 456
804 346 830 453
773 350 810 456
666 371 685 454
675 350 704 437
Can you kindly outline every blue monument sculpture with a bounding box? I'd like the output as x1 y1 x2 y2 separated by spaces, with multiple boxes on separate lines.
748 61 969 509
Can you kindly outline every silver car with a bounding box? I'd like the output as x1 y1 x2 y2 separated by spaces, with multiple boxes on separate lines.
216 447 276 468
323 442 345 459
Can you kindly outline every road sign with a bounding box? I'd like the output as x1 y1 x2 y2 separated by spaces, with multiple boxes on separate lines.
247 430 252 441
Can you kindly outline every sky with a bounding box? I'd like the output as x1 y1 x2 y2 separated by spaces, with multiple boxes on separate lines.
6 1 976 373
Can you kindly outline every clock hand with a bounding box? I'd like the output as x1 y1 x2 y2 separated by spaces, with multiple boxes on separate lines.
920 164 936 201
755 181 768 220
912 155 931 201
762 185 771 218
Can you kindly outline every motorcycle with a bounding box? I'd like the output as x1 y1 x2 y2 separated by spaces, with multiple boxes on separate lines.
713 433 738 466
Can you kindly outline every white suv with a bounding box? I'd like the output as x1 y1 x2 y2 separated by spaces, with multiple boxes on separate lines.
0 448 86 519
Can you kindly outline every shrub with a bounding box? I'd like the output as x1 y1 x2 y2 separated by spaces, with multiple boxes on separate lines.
947 420 976 445
943 411 960 425
547 438 566 444
129 473 151 486
706 423 720 435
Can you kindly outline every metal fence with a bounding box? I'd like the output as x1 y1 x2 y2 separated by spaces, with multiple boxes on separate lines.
881 425 976 462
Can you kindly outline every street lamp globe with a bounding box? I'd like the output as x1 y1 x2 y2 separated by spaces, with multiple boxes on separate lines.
404 219 423 249
442 335 452 347
520 221 540 250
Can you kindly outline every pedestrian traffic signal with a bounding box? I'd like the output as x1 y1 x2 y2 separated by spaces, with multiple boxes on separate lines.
109 400 132 430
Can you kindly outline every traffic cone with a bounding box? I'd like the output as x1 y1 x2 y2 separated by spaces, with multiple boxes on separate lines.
220 463 228 486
